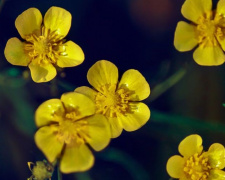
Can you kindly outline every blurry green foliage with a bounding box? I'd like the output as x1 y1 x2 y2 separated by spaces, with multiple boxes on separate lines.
0 68 35 136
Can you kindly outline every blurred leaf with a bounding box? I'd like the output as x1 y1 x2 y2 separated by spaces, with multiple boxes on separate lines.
57 79 75 91
1 88 35 136
7 67 20 77
151 109 225 134
75 172 92 180
0 67 28 88
99 148 150 180
0 68 35 137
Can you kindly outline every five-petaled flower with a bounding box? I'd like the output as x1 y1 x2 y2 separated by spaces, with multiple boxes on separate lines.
167 134 225 180
75 60 150 138
34 92 110 173
174 0 225 66
4 6 84 82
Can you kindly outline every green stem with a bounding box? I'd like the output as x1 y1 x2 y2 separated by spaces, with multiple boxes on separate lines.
148 68 186 102
57 167 62 180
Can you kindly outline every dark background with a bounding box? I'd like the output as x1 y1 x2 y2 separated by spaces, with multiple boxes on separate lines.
0 0 225 179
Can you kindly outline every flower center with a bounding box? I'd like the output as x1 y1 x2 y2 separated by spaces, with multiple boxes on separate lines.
196 13 225 47
55 111 90 146
24 27 67 65
95 84 130 118
183 153 211 180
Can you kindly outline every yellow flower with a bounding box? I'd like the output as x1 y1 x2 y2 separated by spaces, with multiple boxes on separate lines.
34 92 111 173
174 0 225 66
75 60 150 138
166 134 225 180
4 7 84 82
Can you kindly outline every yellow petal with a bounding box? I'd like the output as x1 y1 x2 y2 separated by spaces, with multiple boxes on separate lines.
4 37 30 66
174 21 198 52
60 144 94 173
44 6 71 39
15 8 42 39
118 69 150 101
180 176 189 180
87 60 118 93
57 41 84 68
119 102 150 132
35 126 64 162
35 99 65 127
166 155 185 178
207 143 225 169
108 117 123 138
75 86 97 101
216 0 225 15
61 92 95 120
178 134 203 157
217 35 225 52
209 169 225 180
85 114 111 151
28 60 57 83
181 0 212 24
193 45 225 66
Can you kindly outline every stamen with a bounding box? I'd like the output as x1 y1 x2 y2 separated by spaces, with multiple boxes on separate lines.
24 27 66 65
196 12 225 47
183 153 211 180
95 84 131 118
54 111 90 146
65 112 77 120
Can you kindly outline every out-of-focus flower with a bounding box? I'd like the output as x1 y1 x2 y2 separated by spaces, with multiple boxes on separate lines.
4 6 84 83
75 60 150 138
129 0 174 33
27 160 53 180
166 134 225 179
35 92 110 173
174 0 225 66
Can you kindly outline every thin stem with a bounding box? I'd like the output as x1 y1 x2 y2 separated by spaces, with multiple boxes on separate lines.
148 68 186 102
57 167 62 180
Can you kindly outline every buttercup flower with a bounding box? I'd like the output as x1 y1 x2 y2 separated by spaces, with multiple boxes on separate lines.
166 134 225 180
4 6 84 82
174 0 225 66
35 92 110 173
75 60 150 138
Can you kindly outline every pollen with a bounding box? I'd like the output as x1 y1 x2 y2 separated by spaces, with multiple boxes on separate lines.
196 13 225 47
183 153 211 180
24 27 66 65
95 84 130 118
54 111 90 146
